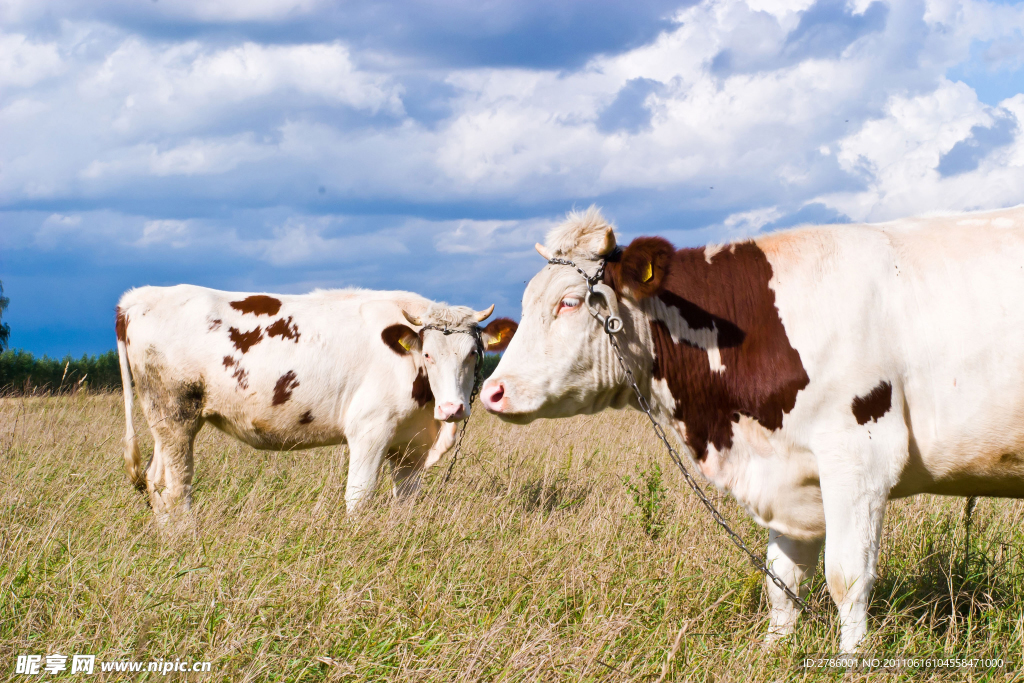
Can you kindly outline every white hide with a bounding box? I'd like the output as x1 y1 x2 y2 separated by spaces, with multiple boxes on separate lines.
117 285 474 520
485 204 1024 653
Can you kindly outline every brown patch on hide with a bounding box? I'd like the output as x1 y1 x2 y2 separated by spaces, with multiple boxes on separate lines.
272 371 300 406
174 381 205 423
636 241 809 460
115 307 129 343
208 318 222 331
481 318 519 351
228 326 263 353
852 381 892 425
222 355 249 390
382 324 419 355
230 295 282 317
411 368 433 407
266 316 300 342
298 410 315 425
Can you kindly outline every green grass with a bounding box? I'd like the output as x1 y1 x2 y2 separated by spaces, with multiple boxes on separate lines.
1 393 1022 681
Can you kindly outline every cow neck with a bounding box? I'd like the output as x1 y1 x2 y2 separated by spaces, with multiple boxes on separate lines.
588 267 652 413
546 250 654 414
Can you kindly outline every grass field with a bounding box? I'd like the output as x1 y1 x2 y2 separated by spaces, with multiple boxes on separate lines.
2 392 1023 681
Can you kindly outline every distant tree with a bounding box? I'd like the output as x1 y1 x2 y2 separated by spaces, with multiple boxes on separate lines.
0 280 9 351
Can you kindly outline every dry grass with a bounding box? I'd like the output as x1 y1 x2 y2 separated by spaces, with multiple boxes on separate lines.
2 393 1023 681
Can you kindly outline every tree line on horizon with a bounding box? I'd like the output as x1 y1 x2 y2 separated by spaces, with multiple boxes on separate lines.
0 279 121 394
0 349 122 395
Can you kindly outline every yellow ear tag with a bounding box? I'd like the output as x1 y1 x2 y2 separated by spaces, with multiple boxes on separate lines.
399 335 413 351
487 332 502 348
642 261 653 283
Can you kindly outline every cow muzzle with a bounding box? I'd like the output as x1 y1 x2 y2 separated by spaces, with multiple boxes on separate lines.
481 379 506 413
435 401 467 422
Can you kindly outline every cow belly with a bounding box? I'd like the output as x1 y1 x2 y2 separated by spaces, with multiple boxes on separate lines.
891 433 1024 499
205 412 345 451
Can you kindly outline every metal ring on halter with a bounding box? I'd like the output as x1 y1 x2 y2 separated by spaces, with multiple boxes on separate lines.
584 289 623 335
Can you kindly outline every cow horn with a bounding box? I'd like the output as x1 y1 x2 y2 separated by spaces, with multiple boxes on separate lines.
535 243 553 260
474 304 495 322
402 310 423 326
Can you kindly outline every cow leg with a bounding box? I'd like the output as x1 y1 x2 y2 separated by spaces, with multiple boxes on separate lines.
387 421 452 503
423 421 457 470
817 445 893 653
821 490 886 653
147 421 200 524
134 372 204 524
764 530 823 644
345 424 394 512
389 445 424 502
815 390 908 654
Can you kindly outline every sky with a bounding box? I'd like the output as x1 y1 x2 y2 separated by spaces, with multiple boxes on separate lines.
2 0 1024 357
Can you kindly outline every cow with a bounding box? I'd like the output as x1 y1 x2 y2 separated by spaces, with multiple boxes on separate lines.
115 285 517 522
480 205 1024 653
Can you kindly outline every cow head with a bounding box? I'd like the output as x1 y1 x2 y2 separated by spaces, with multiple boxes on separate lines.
482 207 653 423
383 303 517 422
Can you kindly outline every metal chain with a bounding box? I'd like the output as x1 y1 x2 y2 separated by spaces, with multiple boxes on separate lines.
419 323 486 485
547 256 608 286
548 256 810 612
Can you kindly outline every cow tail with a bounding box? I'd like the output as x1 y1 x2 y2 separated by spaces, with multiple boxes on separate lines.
117 311 146 493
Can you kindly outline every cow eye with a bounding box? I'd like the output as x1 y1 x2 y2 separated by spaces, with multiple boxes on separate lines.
558 297 581 314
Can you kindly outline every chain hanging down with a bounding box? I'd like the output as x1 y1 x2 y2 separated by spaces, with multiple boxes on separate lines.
547 255 811 613
419 323 486 485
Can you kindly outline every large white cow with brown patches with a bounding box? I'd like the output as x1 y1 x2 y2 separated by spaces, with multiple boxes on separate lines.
481 206 1024 652
116 285 517 521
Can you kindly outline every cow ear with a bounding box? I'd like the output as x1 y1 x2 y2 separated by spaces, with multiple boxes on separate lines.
481 318 518 351
616 237 674 299
382 324 421 355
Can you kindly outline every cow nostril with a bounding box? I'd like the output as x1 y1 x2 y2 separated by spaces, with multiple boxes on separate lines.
483 381 505 407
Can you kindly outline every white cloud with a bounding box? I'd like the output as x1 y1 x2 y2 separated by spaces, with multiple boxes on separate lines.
34 212 83 248
138 219 190 248
80 134 274 179
3 0 1024 247
722 206 784 236
819 82 1024 221
0 34 63 88
156 0 324 22
239 217 410 267
433 217 552 254
84 38 403 134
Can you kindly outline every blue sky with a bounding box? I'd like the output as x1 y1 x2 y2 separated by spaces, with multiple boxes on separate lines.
2 0 1024 357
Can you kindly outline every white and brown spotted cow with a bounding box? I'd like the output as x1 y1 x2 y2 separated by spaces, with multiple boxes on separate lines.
481 205 1024 652
116 285 517 521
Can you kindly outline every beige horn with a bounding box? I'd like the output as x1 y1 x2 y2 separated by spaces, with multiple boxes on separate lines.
473 304 495 323
402 309 423 326
535 242 553 260
597 226 617 256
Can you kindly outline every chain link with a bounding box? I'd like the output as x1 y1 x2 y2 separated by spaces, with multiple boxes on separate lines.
548 256 810 612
